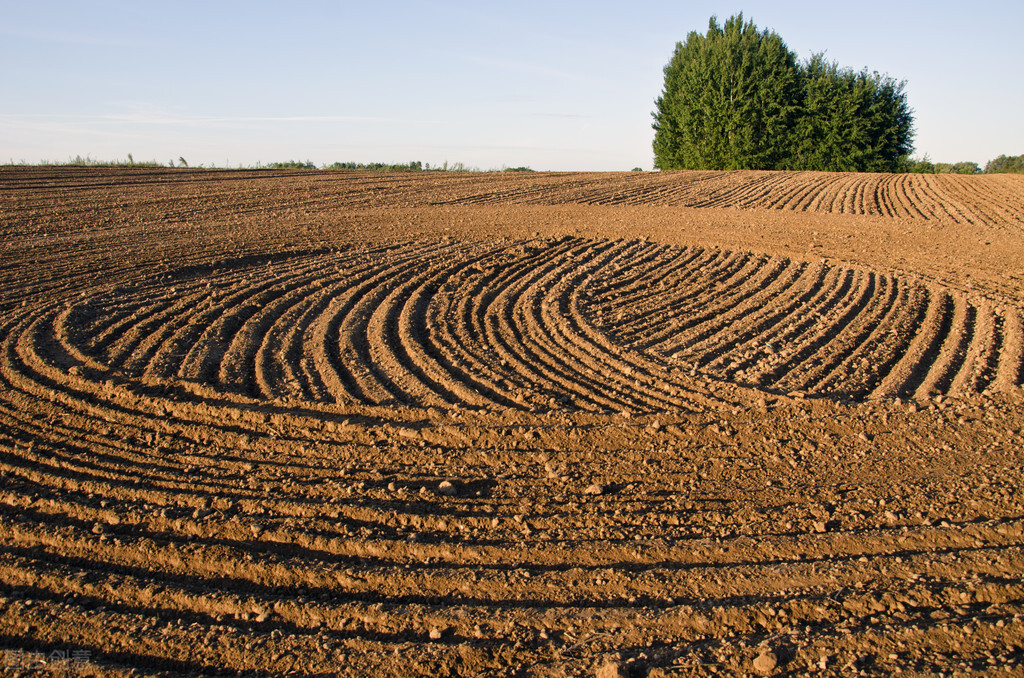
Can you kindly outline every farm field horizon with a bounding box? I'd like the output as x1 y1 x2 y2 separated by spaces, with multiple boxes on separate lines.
1 167 1023 676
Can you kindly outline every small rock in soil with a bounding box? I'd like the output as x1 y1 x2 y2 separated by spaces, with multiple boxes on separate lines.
753 650 778 675
595 660 626 678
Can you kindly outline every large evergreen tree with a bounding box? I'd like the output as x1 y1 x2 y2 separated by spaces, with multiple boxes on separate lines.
653 15 915 172
790 55 913 172
652 14 801 170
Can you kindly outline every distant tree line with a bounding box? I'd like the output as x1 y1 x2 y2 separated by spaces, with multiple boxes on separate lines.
264 160 528 172
325 160 424 171
269 160 533 172
905 154 1024 175
653 14 914 173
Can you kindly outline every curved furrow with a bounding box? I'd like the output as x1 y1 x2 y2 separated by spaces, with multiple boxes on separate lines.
647 257 796 358
312 251 448 405
716 265 851 383
92 288 213 375
611 252 771 348
755 172 810 210
901 174 944 221
583 246 730 324
981 175 1024 225
422 269 527 405
772 272 898 393
866 286 950 398
474 240 633 410
889 173 929 220
749 269 876 389
937 175 1008 227
545 247 703 411
700 262 837 378
567 269 725 411
424 242 596 409
713 172 790 209
6 229 1018 449
277 245 435 402
296 241 460 405
593 244 733 320
431 243 570 405
509 241 662 411
801 174 847 213
507 239 680 411
663 260 809 365
911 295 976 399
923 175 982 225
797 274 914 394
0 408 253 506
614 252 773 351
137 262 318 388
82 284 187 356
873 175 899 218
843 175 866 215
254 273 337 401
330 258 450 407
435 239 598 408
271 271 373 403
0 318 222 494
578 240 678 296
650 171 723 206
696 261 833 363
725 171 793 208
948 301 1000 394
828 173 863 215
538 262 689 411
969 175 1024 226
217 269 334 397
993 308 1024 389
771 173 831 212
876 174 905 219
368 246 511 409
814 279 929 396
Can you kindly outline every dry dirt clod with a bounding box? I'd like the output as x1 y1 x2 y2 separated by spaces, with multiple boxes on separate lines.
753 650 778 675
436 480 458 496
595 660 627 678
583 483 606 496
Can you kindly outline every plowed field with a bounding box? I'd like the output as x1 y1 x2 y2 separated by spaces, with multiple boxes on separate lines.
2 167 1023 677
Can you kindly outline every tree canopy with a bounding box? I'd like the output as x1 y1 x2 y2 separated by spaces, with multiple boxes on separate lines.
653 14 800 171
984 154 1024 173
653 15 914 172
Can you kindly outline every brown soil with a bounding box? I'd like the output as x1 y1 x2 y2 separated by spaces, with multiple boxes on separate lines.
1 167 1023 677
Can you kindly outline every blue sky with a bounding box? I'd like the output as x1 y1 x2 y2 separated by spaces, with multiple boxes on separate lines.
2 0 1021 171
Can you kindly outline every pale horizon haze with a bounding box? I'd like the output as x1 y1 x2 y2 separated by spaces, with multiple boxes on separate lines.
2 0 1021 171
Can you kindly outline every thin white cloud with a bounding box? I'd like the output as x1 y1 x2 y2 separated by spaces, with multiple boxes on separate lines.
100 112 401 126
0 24 177 50
0 114 148 139
0 111 425 131
463 54 614 89
530 113 591 120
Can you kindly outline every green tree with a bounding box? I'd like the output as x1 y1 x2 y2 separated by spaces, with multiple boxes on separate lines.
652 14 802 170
791 55 913 172
985 154 1024 173
903 155 936 173
935 161 981 175
653 15 915 173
